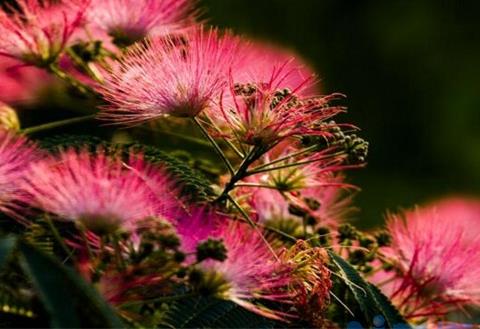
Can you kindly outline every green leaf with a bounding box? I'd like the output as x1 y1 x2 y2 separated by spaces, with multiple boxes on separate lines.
367 283 410 328
18 242 124 328
0 236 17 270
162 296 276 329
328 251 411 329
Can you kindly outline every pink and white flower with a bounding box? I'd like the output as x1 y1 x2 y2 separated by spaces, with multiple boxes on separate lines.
374 202 480 321
98 27 241 124
87 0 196 46
214 68 345 148
234 39 320 96
23 149 181 233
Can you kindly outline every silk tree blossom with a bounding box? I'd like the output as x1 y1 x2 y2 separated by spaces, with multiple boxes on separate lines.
424 197 480 242
87 0 197 47
175 207 223 256
233 143 354 227
300 174 355 228
175 210 293 320
0 132 38 220
196 222 294 320
22 149 181 234
375 205 480 321
215 67 346 148
98 27 241 124
278 241 332 324
0 0 88 66
234 39 320 96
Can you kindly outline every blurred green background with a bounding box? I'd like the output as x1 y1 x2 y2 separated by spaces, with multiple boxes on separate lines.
201 0 480 227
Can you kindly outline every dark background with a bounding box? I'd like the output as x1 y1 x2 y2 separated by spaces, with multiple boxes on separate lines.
201 0 480 227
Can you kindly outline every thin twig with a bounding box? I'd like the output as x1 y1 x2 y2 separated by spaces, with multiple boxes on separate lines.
227 195 280 261
22 114 96 135
192 117 235 175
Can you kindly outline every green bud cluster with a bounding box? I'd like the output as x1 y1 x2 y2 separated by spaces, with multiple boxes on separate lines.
196 238 228 262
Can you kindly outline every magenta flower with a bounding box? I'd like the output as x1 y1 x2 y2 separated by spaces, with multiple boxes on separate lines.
377 203 480 320
424 197 480 242
98 27 241 124
0 132 38 219
0 0 88 65
215 68 345 148
87 0 196 46
243 171 352 229
198 222 293 320
175 209 292 319
299 174 355 228
175 207 223 255
23 149 181 234
234 39 320 96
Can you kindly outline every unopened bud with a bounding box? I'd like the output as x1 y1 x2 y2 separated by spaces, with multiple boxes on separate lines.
0 102 20 131
196 238 227 262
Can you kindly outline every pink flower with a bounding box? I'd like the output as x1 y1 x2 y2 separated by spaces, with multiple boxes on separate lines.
23 149 181 234
0 132 38 219
238 144 354 227
86 0 196 46
174 209 292 319
0 0 88 65
214 68 345 148
247 187 291 223
175 207 223 255
98 27 241 124
376 203 480 321
234 39 320 96
425 197 480 242
199 221 294 320
300 174 355 228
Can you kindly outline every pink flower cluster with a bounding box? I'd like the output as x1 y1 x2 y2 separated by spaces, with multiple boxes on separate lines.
372 199 480 322
1 0 479 327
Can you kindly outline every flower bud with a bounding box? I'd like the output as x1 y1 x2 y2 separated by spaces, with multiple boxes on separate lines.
0 102 20 131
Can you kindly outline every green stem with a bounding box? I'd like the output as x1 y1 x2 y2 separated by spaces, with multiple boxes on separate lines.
247 153 342 176
140 126 212 148
22 114 96 135
227 195 280 261
214 147 262 203
48 64 95 96
203 113 245 158
45 217 72 258
192 117 235 175
228 211 297 241
250 144 320 171
66 48 104 83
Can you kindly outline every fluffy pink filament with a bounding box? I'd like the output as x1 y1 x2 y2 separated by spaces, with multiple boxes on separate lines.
87 0 196 41
379 203 480 320
0 132 39 219
176 209 293 320
234 39 320 95
22 149 181 232
98 27 241 124
215 66 346 147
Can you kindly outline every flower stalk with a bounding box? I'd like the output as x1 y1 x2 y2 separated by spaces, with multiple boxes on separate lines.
22 114 96 135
